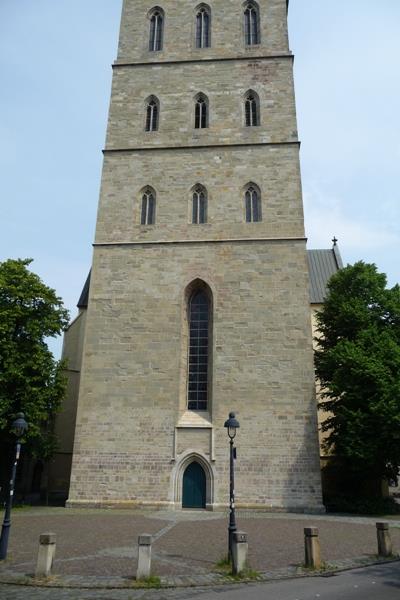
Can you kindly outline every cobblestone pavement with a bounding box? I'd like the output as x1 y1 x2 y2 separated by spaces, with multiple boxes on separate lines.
0 507 399 594
2 562 400 600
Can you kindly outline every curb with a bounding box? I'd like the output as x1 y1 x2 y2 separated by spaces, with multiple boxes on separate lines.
0 555 399 590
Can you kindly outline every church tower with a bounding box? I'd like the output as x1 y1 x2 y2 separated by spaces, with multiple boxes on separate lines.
68 0 323 511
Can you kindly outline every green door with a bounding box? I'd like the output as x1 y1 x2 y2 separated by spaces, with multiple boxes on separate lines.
182 462 206 509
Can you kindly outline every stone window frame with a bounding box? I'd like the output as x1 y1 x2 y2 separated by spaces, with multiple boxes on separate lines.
243 1 261 46
244 89 260 127
243 182 262 222
148 6 164 52
194 3 211 49
180 279 213 414
191 184 208 224
139 186 157 225
194 92 209 129
144 95 160 132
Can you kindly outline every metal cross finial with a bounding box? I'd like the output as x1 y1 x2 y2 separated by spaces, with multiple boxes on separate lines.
332 236 338 246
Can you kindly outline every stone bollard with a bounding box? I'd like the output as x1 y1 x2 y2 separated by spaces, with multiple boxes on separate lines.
35 533 56 578
376 522 393 557
304 527 321 569
136 534 152 579
232 531 248 575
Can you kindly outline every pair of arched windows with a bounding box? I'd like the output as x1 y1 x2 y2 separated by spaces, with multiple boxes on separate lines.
144 90 260 132
148 2 260 52
139 183 261 226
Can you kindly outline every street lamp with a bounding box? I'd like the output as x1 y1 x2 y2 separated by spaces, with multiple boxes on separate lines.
0 412 28 560
224 411 240 562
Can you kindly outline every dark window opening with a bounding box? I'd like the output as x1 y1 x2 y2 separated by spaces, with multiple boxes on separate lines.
187 290 209 411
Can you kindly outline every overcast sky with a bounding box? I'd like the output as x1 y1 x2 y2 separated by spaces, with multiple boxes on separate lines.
1 1 399 357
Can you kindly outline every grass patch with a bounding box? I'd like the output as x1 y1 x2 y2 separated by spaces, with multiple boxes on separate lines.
215 556 231 570
134 575 162 588
226 567 261 581
214 556 261 580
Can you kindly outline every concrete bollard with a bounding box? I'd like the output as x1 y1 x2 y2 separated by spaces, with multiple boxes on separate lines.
304 527 321 569
35 532 56 578
136 533 152 579
376 522 393 557
232 531 248 575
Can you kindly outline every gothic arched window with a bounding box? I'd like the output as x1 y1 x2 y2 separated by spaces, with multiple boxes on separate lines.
194 94 208 129
141 188 156 225
192 185 207 224
245 184 261 222
244 90 260 126
195 5 211 48
149 8 164 52
244 2 260 46
187 287 211 411
145 96 159 132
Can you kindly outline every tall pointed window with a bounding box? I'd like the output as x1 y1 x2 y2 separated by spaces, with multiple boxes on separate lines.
192 185 207 224
195 5 211 48
145 96 159 132
245 184 261 222
141 188 156 225
244 2 260 46
149 8 164 52
244 90 259 126
187 288 210 411
194 94 208 129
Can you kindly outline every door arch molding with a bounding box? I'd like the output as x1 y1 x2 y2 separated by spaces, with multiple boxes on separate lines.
171 450 215 509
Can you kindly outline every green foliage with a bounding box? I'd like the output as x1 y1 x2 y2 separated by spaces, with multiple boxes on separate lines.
0 258 69 459
215 556 260 580
134 575 162 588
315 261 400 486
325 494 400 515
215 555 231 569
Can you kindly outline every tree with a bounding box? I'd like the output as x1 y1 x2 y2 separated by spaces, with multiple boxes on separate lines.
315 261 400 491
0 259 69 476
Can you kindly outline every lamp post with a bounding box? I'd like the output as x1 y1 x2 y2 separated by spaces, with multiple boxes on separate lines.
224 411 240 562
0 412 28 560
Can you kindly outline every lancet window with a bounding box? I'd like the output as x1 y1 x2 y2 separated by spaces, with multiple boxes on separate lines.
187 288 210 411
245 184 262 222
145 97 159 132
194 94 208 129
195 6 211 48
141 188 156 225
244 2 260 46
192 186 207 224
244 91 260 126
149 8 164 51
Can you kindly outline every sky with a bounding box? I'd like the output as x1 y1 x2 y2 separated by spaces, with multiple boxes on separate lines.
1 1 399 358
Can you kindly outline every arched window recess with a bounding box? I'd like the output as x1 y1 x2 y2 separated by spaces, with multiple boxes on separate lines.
244 1 260 46
194 93 209 129
145 96 159 132
195 4 211 48
186 281 212 412
140 187 156 225
149 7 164 52
244 90 260 127
244 183 262 222
192 185 207 224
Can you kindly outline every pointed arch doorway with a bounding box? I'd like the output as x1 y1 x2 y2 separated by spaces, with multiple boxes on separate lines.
182 462 206 509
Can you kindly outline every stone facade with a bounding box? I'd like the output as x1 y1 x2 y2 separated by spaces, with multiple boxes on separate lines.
67 0 324 511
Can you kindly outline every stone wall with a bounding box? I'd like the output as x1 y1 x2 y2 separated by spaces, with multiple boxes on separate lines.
67 0 324 511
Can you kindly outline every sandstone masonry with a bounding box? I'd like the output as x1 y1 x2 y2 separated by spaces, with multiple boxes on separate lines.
67 0 324 511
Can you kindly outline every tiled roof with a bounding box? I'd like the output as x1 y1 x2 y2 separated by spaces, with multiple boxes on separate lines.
77 271 91 308
308 245 343 304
